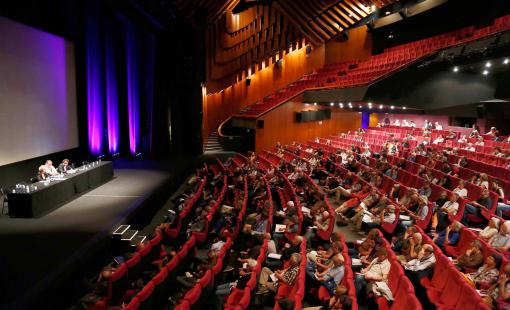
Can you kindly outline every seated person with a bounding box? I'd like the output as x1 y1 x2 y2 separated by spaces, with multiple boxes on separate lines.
418 181 432 199
397 232 422 264
37 166 48 181
399 195 429 230
463 188 492 223
482 264 510 308
273 216 299 250
313 254 345 295
176 250 217 288
354 248 390 301
480 218 501 242
452 180 468 198
328 285 353 310
456 240 484 272
431 193 460 232
361 204 396 233
432 221 461 249
257 252 301 294
403 244 436 284
58 159 71 173
489 221 510 252
214 259 257 310
304 211 331 247
42 160 58 176
464 253 501 290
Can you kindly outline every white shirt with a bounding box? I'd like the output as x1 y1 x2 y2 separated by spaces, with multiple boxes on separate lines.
405 253 436 271
442 201 459 215
453 188 468 198
366 258 391 282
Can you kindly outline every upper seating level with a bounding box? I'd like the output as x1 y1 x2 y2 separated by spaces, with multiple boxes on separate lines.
236 14 510 117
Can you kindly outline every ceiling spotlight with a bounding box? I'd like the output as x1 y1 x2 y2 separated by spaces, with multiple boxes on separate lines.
403 106 407 110
504 58 509 65
485 62 491 68
388 34 394 39
368 102 372 105
379 104 383 109
483 70 489 75
339 103 344 108
390 105 394 110
330 102 334 106
359 105 362 108
368 105 372 109
385 11 390 15
313 102 317 106
453 66 459 72
305 103 309 106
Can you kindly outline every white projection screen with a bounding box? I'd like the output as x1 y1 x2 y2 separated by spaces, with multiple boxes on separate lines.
0 17 78 166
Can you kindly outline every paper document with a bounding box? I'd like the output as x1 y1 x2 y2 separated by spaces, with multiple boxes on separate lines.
269 273 278 282
399 215 411 221
351 258 362 266
275 224 286 232
301 206 311 215
268 253 282 260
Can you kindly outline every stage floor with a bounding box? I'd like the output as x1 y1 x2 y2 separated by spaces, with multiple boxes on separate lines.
0 159 177 309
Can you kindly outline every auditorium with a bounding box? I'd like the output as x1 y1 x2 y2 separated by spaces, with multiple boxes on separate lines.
2 0 510 309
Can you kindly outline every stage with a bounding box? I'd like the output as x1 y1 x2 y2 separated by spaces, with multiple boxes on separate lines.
0 158 189 309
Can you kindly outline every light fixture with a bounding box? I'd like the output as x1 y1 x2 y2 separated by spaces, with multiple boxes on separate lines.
485 62 491 68
313 102 317 106
330 102 334 106
379 104 383 109
385 11 390 15
359 105 362 108
453 66 459 72
504 58 509 65
483 70 489 75
339 103 344 108
368 102 372 106
304 103 309 106
403 106 407 110
368 105 372 109
390 105 394 110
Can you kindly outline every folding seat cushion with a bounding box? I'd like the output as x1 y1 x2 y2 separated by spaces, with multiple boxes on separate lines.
109 263 129 305
428 273 463 308
445 227 475 257
174 300 191 310
420 255 449 289
453 283 483 310
183 284 202 306
137 281 156 310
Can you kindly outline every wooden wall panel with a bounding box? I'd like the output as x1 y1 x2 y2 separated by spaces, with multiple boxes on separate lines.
203 44 326 138
255 96 362 152
324 25 372 65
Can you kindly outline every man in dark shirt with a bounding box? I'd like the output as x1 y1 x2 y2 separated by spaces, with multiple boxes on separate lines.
214 259 257 310
463 188 492 224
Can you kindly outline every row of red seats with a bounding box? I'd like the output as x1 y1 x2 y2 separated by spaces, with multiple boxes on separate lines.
415 226 492 310
237 14 510 117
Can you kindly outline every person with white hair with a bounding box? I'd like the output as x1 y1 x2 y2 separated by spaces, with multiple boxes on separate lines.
314 253 345 295
480 217 501 241
403 244 436 285
489 221 510 252
304 211 331 247
432 221 462 249
257 252 301 294
434 122 443 130
214 259 258 309
42 159 58 176
393 119 401 126
402 119 409 127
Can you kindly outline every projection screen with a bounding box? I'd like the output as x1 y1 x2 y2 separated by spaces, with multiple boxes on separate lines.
0 17 78 166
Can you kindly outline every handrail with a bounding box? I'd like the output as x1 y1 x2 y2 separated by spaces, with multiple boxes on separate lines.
217 116 241 139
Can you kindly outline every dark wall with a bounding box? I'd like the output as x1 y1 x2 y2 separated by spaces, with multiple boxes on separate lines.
366 65 497 111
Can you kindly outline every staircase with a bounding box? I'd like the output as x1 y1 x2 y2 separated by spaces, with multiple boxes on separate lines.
203 130 224 154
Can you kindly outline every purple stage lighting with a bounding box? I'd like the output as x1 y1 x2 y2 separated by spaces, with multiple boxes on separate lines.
86 15 104 155
105 24 119 154
126 22 140 155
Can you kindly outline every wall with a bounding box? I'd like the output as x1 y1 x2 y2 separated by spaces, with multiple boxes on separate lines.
255 96 362 152
324 25 372 65
203 44 326 139
373 113 476 134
